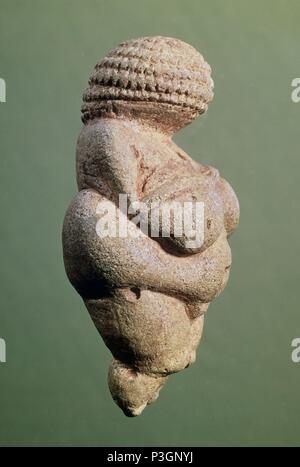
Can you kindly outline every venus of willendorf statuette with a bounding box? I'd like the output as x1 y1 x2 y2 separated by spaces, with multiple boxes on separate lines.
62 36 239 416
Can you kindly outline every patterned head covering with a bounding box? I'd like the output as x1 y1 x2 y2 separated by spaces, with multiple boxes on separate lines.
82 36 214 123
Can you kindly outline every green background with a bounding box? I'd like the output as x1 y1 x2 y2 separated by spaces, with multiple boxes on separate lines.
1 0 300 447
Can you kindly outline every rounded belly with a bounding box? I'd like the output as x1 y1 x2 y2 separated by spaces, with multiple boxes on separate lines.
63 189 232 304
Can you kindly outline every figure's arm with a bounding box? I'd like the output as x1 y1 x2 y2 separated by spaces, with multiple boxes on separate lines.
76 120 140 202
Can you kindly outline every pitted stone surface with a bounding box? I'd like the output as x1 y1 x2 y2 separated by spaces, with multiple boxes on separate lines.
63 36 239 416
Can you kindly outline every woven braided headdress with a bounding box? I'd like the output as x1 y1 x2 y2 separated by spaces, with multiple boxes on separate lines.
82 36 214 123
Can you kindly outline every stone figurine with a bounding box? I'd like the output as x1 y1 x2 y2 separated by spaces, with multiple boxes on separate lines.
62 36 239 416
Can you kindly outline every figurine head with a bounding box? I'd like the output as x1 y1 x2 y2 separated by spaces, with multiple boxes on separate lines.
81 36 214 134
